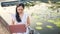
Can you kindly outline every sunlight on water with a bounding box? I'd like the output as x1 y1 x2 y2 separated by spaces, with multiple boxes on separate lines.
46 25 53 29
35 27 43 30
36 22 43 25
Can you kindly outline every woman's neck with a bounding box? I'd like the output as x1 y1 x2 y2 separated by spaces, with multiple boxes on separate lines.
19 12 24 19
19 12 24 16
19 12 23 15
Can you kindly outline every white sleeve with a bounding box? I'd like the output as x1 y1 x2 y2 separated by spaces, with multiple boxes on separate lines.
11 14 16 21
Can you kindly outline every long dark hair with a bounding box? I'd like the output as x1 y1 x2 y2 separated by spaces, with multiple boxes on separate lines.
16 3 25 22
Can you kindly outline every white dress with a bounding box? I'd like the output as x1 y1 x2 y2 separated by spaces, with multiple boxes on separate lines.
11 13 29 34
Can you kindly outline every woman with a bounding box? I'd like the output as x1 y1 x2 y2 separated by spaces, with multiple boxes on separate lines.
11 3 30 34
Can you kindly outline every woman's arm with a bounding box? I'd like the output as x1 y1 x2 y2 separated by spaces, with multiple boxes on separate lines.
12 19 15 25
27 16 30 26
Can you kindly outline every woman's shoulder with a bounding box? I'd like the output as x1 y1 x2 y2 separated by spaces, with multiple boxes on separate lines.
24 13 30 19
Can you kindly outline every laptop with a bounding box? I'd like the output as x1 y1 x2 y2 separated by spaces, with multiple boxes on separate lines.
9 24 26 33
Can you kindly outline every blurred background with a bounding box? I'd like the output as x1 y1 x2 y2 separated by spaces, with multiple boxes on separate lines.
0 0 60 34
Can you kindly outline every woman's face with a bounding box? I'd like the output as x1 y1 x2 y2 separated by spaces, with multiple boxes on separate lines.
17 6 24 14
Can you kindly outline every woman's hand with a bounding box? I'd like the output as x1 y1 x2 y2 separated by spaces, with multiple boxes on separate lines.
25 24 30 28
